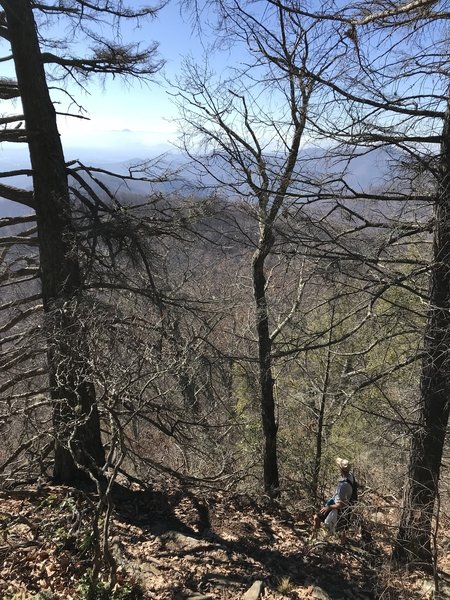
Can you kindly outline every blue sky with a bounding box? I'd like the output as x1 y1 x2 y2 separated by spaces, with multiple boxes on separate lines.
0 0 254 169
1 2 444 171
56 3 195 154
0 0 442 218
0 1 218 163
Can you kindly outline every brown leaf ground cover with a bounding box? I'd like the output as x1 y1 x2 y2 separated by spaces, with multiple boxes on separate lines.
0 483 448 599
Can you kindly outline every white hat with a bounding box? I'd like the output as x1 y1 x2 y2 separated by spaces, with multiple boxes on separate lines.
336 457 351 472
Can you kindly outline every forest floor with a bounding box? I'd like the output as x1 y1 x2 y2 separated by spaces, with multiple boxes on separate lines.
0 481 449 600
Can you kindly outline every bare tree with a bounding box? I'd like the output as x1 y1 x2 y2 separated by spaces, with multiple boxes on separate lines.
173 2 357 496
0 0 162 484
268 0 450 565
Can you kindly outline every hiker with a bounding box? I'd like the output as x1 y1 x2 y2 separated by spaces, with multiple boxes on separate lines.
312 457 356 544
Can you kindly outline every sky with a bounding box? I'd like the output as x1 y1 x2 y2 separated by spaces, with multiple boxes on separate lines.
0 0 250 216
54 2 197 156
1 2 443 181
0 0 443 222
0 1 221 165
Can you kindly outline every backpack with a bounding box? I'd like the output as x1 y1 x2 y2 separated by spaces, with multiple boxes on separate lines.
345 474 358 504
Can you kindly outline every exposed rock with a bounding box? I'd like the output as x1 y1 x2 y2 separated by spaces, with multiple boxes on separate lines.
419 578 435 598
202 573 244 589
160 531 214 551
309 584 332 599
242 579 263 599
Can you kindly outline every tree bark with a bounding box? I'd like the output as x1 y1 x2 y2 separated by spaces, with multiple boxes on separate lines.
393 98 450 566
253 227 279 497
3 0 105 483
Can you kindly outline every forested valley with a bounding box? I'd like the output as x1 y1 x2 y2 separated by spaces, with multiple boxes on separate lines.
1 0 450 598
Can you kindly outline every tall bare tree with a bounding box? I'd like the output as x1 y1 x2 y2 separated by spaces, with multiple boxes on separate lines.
0 0 162 484
174 3 351 495
270 0 450 564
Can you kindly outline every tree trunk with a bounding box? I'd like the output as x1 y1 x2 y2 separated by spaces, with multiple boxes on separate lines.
3 0 105 483
393 100 450 566
311 302 335 500
253 228 279 497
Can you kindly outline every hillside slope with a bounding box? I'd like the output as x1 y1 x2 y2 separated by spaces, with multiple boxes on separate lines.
0 483 446 599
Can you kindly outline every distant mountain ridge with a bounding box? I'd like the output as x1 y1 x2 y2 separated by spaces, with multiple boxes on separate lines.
0 144 394 218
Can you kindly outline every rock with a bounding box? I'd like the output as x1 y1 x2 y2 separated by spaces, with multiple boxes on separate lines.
373 512 385 523
242 580 263 599
309 584 331 600
160 531 211 551
203 573 242 589
419 579 435 598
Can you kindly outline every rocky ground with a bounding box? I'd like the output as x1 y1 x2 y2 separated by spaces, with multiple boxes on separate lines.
0 482 448 599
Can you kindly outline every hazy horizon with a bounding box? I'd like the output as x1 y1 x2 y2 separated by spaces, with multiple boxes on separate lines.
0 142 392 218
